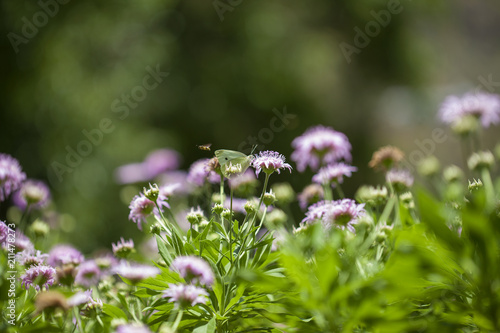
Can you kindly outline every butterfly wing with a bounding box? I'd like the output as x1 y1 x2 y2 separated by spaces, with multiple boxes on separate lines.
215 150 253 177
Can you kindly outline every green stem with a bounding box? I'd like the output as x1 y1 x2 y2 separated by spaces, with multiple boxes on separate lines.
73 308 84 333
481 167 495 211
229 187 234 264
250 173 271 228
171 309 184 331
323 184 333 201
335 183 345 199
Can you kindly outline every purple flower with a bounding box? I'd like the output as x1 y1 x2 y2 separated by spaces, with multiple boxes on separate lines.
291 126 352 172
228 169 257 190
158 171 192 195
113 262 160 283
156 183 180 210
75 260 101 287
312 163 357 186
112 238 135 258
115 323 152 333
128 194 156 231
439 92 500 128
21 264 57 291
187 159 220 186
302 199 365 233
47 245 84 267
143 149 181 177
16 250 49 267
297 184 324 210
67 289 93 307
0 221 10 244
252 151 292 176
114 149 181 184
0 153 26 202
171 256 214 286
162 283 208 308
14 231 35 253
13 179 50 210
386 168 414 190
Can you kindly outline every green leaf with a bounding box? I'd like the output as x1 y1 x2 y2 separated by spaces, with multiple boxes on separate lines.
102 303 128 320
192 317 216 333
156 234 173 266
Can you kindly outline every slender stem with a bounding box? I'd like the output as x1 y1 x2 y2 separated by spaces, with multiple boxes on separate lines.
229 187 234 264
335 183 345 199
250 173 271 228
323 184 333 201
481 167 495 211
73 308 84 333
171 309 184 331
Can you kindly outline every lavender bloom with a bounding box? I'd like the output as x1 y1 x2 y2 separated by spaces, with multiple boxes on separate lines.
171 256 214 286
14 231 35 253
252 151 292 176
13 179 51 210
0 221 10 244
386 169 414 191
21 264 57 291
128 194 156 231
302 199 365 233
112 238 135 258
47 245 84 267
0 153 26 201
157 183 180 210
187 159 220 186
291 126 352 172
297 184 324 210
439 92 500 128
16 250 49 267
115 323 153 333
67 289 93 307
113 262 160 283
114 149 181 184
143 149 181 177
75 260 101 287
158 171 192 195
228 169 257 190
162 283 208 308
312 163 357 186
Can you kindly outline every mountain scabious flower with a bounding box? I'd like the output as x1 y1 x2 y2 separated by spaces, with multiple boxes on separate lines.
113 262 160 284
297 184 324 210
67 289 93 307
112 238 135 258
386 168 414 191
17 250 49 267
171 256 214 286
312 163 357 187
368 146 405 171
21 264 57 291
252 151 292 176
75 260 101 287
291 126 352 172
162 283 208 308
128 194 156 231
12 179 50 210
302 199 365 233
0 221 10 244
0 153 27 202
47 245 84 267
187 159 220 186
439 92 500 129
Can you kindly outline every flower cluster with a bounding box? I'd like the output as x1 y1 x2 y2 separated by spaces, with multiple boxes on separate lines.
291 126 352 172
0 153 26 201
302 199 365 233
312 163 357 187
252 151 292 176
171 255 214 286
439 92 500 129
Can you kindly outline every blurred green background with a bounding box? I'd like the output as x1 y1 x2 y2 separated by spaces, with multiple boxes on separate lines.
1 0 499 253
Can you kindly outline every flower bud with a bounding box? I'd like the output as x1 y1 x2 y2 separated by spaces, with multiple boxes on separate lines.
468 178 483 192
221 209 233 220
244 201 257 215
212 203 224 215
263 190 277 206
271 183 295 206
417 156 440 177
150 223 161 235
443 165 464 183
30 219 50 238
265 209 287 229
451 114 479 136
143 183 160 202
186 212 200 225
468 151 495 171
